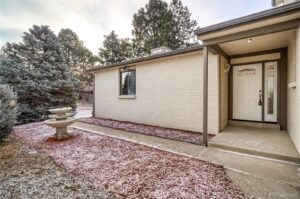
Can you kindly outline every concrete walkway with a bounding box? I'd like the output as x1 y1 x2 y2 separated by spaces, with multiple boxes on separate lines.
75 105 92 119
209 125 300 164
71 122 300 199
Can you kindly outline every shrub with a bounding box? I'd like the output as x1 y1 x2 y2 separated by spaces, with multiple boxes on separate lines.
1 25 79 124
0 84 17 141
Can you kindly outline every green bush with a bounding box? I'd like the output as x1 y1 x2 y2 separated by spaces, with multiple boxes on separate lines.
0 84 17 141
1 25 79 124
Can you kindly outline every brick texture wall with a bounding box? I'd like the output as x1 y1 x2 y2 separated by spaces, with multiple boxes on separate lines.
220 56 229 130
288 28 300 153
94 51 220 134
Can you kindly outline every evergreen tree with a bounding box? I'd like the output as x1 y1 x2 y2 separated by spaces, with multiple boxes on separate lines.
1 25 79 124
132 0 174 56
0 83 17 141
58 28 96 86
132 0 198 56
98 31 132 64
169 0 198 46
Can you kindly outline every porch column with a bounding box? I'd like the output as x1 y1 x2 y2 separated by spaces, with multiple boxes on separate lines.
203 46 208 146
93 73 95 117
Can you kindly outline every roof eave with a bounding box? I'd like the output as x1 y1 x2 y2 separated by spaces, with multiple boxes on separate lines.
194 1 300 36
92 45 203 72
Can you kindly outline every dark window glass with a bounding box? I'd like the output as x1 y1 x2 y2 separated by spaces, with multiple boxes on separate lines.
120 70 136 95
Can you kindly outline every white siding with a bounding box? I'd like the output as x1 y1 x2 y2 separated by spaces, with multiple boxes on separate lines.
94 51 220 134
287 28 300 153
220 56 229 130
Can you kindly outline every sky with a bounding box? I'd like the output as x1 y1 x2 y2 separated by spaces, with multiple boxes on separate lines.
0 0 271 54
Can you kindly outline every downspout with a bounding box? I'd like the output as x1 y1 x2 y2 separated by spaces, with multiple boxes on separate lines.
203 46 208 146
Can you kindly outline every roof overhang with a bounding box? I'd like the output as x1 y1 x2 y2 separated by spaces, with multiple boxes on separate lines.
219 29 296 56
195 2 300 45
92 45 203 72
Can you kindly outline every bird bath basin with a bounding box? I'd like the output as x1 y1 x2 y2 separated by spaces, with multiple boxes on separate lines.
44 107 77 139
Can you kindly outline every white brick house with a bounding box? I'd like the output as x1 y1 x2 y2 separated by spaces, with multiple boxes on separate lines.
93 1 300 154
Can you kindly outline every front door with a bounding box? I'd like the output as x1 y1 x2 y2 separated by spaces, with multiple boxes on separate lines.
233 63 263 121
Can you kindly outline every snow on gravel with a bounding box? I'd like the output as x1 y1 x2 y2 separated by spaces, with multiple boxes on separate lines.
0 138 115 199
80 117 214 145
13 122 247 199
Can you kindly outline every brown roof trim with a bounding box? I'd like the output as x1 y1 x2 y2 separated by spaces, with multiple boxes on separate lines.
194 2 300 36
92 45 203 72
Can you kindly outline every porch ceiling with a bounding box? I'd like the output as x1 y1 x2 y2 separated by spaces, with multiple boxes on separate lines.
219 29 296 56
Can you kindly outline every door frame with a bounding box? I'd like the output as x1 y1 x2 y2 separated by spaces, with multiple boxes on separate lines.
228 48 287 130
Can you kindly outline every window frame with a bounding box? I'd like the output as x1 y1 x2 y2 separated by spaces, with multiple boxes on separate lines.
119 68 136 97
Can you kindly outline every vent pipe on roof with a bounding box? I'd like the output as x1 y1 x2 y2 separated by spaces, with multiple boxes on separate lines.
150 46 172 55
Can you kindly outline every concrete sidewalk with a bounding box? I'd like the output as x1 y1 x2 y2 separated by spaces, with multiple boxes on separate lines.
75 105 92 119
209 125 300 164
72 122 300 199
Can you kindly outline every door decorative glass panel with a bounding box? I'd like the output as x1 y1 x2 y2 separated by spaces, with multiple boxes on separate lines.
238 68 256 76
266 66 274 114
264 62 277 122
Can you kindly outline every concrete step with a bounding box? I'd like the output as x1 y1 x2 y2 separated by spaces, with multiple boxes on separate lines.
208 141 300 164
229 120 280 130
209 125 300 164
202 147 300 189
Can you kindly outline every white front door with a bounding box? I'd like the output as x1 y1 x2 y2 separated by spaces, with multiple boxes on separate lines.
233 63 262 121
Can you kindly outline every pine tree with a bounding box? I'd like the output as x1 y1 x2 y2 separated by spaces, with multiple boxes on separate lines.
0 83 17 141
58 28 96 86
1 25 79 124
98 31 132 64
132 0 175 56
132 0 198 56
169 0 198 46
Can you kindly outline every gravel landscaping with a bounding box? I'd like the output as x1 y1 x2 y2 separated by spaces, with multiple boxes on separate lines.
0 138 115 199
11 122 247 199
80 117 214 145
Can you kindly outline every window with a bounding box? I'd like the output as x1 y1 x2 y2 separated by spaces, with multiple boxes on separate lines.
266 65 275 114
120 70 136 95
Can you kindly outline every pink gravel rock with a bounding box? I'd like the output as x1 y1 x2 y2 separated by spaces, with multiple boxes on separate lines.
13 123 247 199
79 117 214 145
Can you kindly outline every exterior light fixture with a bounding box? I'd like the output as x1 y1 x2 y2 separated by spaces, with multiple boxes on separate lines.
247 38 252 43
224 63 231 73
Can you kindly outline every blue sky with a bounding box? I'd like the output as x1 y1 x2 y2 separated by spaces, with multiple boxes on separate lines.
0 0 271 54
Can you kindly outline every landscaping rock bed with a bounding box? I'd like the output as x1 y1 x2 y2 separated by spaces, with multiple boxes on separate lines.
80 117 214 145
12 122 247 199
0 138 115 199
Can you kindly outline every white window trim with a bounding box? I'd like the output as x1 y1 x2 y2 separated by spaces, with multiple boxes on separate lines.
119 95 136 99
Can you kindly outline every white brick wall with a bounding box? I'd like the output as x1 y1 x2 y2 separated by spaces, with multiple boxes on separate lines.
207 53 220 134
94 51 220 134
287 27 300 153
220 56 229 130
297 27 300 153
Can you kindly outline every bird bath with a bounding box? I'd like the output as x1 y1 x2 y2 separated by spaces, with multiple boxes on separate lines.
44 107 77 139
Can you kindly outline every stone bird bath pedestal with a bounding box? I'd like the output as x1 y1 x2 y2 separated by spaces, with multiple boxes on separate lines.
44 107 77 139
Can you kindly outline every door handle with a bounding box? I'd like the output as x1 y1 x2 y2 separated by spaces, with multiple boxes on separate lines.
258 90 262 106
